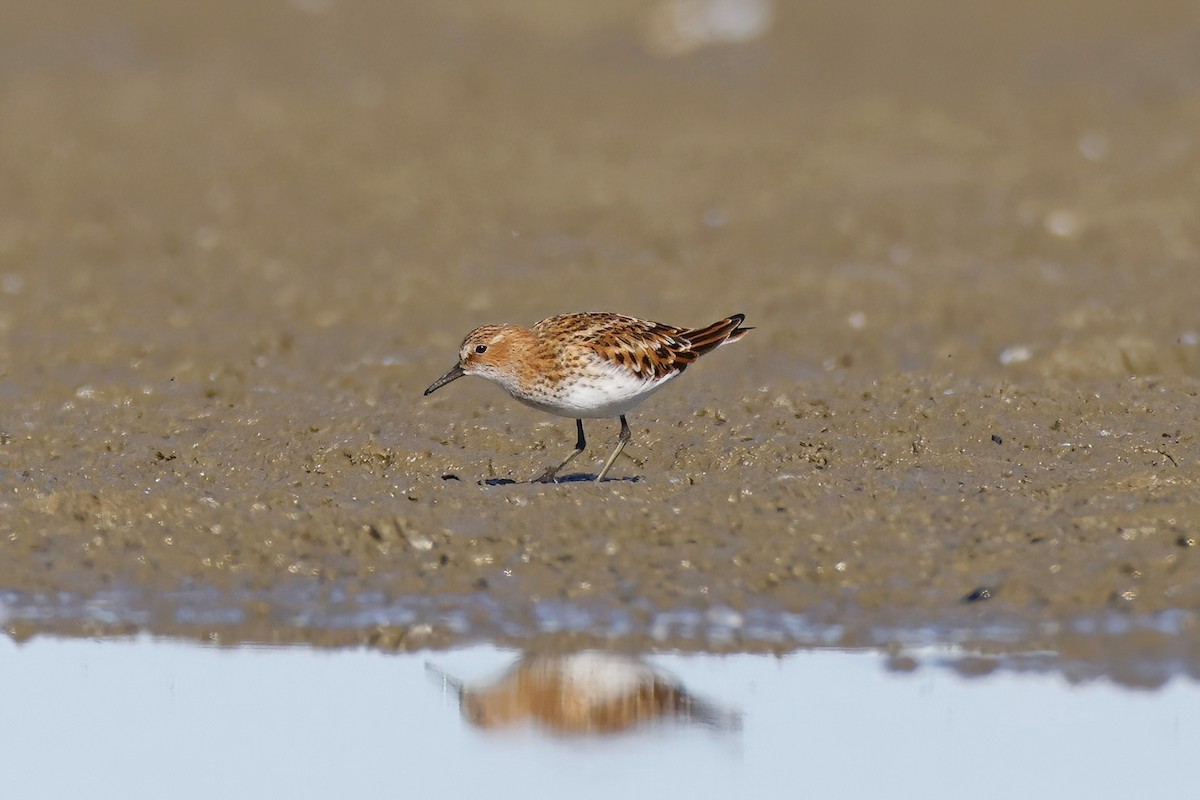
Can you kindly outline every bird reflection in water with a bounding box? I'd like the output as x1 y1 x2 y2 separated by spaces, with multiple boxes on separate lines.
427 651 742 736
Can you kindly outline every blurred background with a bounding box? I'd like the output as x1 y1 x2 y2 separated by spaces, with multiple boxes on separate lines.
3 0 1198 391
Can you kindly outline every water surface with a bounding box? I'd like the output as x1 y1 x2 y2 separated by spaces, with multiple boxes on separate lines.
2 636 1195 799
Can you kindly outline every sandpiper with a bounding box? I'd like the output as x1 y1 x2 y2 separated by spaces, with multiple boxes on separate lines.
424 312 751 482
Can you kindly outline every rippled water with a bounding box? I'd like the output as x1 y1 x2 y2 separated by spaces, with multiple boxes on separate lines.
2 636 1195 799
5 586 1198 689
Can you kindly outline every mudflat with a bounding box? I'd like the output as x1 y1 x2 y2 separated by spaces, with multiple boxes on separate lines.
2 1 1198 684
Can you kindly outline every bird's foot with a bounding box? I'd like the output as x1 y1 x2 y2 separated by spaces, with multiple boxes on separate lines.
531 468 561 484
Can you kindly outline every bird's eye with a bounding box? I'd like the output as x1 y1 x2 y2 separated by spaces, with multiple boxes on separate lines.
474 344 488 354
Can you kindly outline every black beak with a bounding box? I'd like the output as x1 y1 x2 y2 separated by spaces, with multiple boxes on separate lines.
424 364 465 395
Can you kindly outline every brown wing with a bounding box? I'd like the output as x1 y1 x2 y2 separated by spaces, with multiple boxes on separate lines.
534 313 750 380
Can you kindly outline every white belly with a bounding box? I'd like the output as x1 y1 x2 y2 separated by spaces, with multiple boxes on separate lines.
513 356 679 419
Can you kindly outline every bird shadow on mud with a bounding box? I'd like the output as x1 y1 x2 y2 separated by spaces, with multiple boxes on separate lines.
478 473 642 486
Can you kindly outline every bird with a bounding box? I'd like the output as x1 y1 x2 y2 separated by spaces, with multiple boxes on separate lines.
426 652 742 735
423 311 751 482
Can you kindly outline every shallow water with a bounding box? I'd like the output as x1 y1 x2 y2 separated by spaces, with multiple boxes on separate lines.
4 584 1199 689
2 636 1196 799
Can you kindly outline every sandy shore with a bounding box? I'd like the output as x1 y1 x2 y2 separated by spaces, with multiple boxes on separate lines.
2 1 1198 683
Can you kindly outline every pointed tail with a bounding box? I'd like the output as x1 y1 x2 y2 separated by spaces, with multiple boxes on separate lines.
682 313 752 357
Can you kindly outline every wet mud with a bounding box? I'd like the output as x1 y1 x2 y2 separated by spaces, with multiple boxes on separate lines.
2 1 1199 683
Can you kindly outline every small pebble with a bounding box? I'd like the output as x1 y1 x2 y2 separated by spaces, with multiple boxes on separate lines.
962 587 993 603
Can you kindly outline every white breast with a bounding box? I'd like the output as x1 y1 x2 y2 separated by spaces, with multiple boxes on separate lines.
514 353 679 419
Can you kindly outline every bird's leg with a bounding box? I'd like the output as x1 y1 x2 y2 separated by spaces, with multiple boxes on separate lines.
595 415 632 482
532 418 587 483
